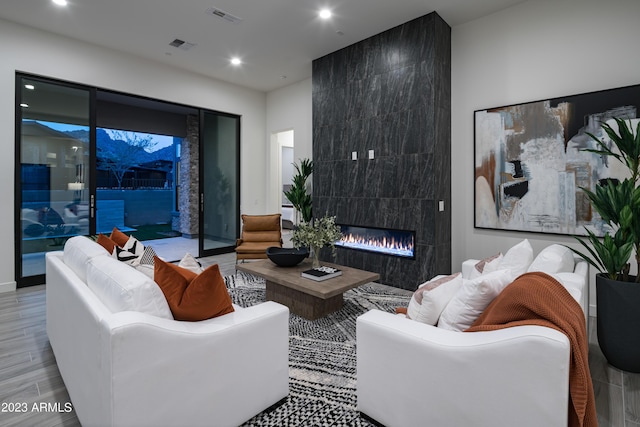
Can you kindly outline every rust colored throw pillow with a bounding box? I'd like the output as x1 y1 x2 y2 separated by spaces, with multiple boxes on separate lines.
153 257 235 321
97 233 117 254
395 307 408 315
110 227 130 248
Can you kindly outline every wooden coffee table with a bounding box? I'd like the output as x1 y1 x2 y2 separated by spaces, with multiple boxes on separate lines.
236 259 380 320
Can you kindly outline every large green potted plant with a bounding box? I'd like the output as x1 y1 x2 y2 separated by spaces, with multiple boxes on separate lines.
570 117 640 372
283 158 313 224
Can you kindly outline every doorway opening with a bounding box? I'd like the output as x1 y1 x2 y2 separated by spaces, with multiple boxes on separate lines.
274 129 294 230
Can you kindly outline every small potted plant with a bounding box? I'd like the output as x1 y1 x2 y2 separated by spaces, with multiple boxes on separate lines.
569 117 640 372
291 215 343 268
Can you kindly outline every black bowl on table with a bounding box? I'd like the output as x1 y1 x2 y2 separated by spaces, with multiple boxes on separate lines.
266 247 309 267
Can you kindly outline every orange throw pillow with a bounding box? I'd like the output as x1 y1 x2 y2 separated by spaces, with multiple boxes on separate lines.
110 227 130 248
153 257 235 321
395 307 408 315
97 233 117 254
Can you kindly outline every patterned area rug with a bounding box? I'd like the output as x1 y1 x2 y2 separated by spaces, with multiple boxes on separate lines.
224 272 412 427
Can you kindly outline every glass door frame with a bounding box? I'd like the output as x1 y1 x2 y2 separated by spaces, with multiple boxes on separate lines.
198 110 241 257
14 73 97 287
15 73 242 285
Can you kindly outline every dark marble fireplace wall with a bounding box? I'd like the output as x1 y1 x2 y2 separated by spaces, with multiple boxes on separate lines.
312 12 451 290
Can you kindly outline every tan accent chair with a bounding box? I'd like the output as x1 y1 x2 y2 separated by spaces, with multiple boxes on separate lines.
235 214 283 262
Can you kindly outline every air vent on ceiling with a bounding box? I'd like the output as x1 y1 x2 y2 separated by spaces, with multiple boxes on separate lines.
169 38 196 51
206 7 243 24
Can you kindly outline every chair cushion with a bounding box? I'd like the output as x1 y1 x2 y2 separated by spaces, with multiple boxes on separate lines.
63 236 110 283
240 214 281 242
154 258 235 321
241 231 282 243
236 241 279 254
241 214 281 232
86 255 173 319
551 272 585 309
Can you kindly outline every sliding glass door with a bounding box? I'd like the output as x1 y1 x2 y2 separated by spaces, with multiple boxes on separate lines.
200 111 240 256
16 74 240 285
16 75 93 286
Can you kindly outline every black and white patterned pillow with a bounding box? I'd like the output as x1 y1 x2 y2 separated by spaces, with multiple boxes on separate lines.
138 246 157 266
113 246 138 263
112 235 146 265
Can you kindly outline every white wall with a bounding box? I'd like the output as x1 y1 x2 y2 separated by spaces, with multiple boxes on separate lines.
265 78 313 214
451 0 640 315
7 0 639 299
1 18 267 290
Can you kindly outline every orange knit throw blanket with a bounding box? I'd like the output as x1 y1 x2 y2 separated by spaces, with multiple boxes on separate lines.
466 272 597 427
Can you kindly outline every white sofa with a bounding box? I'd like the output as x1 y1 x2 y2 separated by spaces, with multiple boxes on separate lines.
46 236 290 427
356 247 588 427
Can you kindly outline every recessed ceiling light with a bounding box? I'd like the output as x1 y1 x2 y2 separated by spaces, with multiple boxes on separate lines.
20 103 29 108
319 9 332 19
52 0 68 6
230 57 241 66
24 84 35 90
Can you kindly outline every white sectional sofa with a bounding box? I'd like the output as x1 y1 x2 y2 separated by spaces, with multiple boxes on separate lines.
357 242 588 427
46 236 290 427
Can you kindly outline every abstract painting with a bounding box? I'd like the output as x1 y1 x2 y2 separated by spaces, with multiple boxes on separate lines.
474 84 640 236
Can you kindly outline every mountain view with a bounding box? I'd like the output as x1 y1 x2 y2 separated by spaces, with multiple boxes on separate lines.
65 128 175 164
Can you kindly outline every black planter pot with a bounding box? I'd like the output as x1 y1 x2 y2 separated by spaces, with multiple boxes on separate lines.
596 274 640 373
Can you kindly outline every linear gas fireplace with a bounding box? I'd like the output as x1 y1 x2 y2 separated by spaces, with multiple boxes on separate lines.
335 224 415 259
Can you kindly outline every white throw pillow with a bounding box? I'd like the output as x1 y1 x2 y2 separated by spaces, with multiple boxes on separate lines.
178 253 204 273
483 254 504 274
527 244 575 274
499 239 534 279
468 253 503 280
438 269 513 332
87 255 173 319
406 273 463 325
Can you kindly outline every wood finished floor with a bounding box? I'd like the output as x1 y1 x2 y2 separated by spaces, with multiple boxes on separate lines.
1 252 638 426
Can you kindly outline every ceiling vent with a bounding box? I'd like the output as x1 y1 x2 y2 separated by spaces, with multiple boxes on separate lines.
169 39 196 51
206 7 243 24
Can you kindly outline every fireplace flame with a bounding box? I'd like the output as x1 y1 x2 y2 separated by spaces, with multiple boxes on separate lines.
340 233 414 253
336 227 415 258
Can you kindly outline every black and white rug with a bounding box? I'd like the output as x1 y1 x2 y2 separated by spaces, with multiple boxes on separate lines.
224 272 412 427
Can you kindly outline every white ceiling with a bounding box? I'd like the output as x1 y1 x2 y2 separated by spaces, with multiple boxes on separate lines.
0 0 525 92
